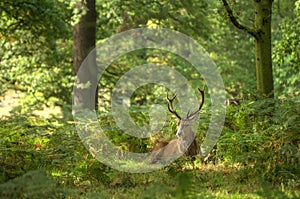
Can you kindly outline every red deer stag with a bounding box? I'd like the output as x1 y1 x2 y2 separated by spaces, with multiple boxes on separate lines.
150 88 204 164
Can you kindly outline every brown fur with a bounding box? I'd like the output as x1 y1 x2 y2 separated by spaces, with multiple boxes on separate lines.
150 137 199 164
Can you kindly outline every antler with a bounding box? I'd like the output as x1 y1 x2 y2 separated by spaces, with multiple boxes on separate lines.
167 92 181 119
167 88 204 120
187 88 205 119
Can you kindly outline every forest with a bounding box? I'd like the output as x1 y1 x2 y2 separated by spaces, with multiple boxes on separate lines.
0 0 299 198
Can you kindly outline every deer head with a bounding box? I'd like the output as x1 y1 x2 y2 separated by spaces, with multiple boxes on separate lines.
167 88 204 137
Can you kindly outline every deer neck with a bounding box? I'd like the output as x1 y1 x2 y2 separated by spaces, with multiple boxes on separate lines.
177 126 196 153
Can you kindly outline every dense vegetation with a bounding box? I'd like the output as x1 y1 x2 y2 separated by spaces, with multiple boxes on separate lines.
0 0 299 198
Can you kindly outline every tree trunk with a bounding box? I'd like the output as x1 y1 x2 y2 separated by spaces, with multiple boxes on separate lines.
73 0 98 110
221 0 274 98
254 0 274 97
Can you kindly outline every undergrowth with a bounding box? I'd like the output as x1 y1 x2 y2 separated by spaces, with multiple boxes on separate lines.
0 98 299 198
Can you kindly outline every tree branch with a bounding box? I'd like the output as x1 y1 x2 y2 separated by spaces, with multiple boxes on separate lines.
221 0 258 39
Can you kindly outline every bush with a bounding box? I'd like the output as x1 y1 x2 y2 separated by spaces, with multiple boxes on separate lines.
217 98 300 186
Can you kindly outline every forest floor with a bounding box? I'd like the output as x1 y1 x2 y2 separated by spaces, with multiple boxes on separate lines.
0 91 299 198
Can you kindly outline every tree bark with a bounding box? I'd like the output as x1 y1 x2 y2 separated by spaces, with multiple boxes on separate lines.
73 0 98 110
221 0 274 98
254 0 274 97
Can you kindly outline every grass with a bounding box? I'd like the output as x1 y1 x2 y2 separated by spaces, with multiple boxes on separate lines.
73 162 299 199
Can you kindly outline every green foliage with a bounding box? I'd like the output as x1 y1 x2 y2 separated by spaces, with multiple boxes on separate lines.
0 0 300 198
218 98 299 186
0 110 299 198
207 1 256 97
0 115 52 179
0 0 74 115
273 1 300 99
0 170 75 199
0 114 116 193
